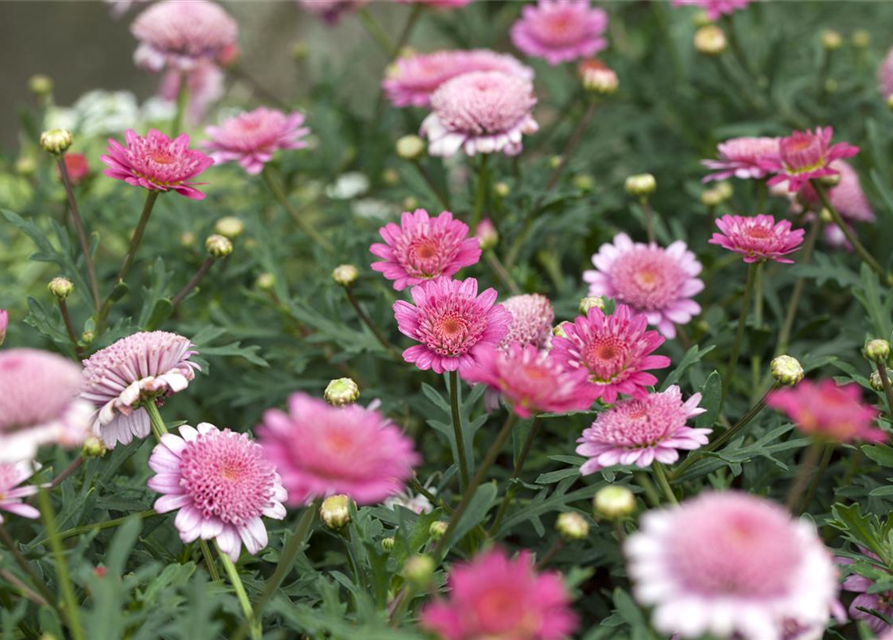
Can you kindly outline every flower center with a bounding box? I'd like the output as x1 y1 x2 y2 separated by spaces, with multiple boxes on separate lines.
582 337 628 383
151 152 175 165
611 248 687 311
746 226 771 239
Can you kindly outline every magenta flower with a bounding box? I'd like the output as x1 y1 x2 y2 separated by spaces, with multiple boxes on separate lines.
257 393 420 505
0 310 7 347
148 423 287 561
421 71 539 157
101 129 214 200
583 233 703 339
837 549 892 634
709 214 805 264
421 548 578 640
298 0 368 24
701 136 779 183
799 161 875 224
394 277 512 374
204 107 310 175
671 0 751 21
761 127 859 193
550 304 671 405
498 293 555 351
510 0 608 66
370 209 481 291
0 462 41 523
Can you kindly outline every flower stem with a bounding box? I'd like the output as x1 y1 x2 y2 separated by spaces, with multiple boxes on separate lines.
784 441 824 511
448 371 470 492
47 456 84 490
723 261 757 401
344 287 401 359
199 539 221 582
50 510 159 543
534 539 564 569
471 154 489 230
546 101 597 191
171 256 217 308
750 261 764 396
143 400 169 442
877 362 893 418
485 251 521 296
261 168 334 253
640 197 656 244
775 214 822 355
356 7 395 56
797 443 835 515
216 543 261 640
57 298 82 356
56 156 101 314
488 418 541 536
37 488 85 640
172 74 188 136
651 462 678 505
0 523 58 610
412 160 451 211
633 471 661 508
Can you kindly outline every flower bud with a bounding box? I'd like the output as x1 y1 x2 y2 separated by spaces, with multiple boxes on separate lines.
332 264 359 287
548 155 563 169
821 30 842 51
852 29 871 49
700 188 723 207
493 181 510 198
396 135 425 161
594 485 636 519
625 173 656 198
214 216 244 239
429 521 448 541
40 129 73 155
573 174 594 192
256 272 276 291
552 322 572 339
864 339 891 364
82 436 107 458
403 196 419 210
205 234 233 258
887 94 893 112
15 157 37 177
81 330 95 346
870 369 892 392
579 296 605 315
29 74 53 96
0 310 7 347
694 25 727 56
556 512 589 541
403 555 435 588
180 231 197 248
475 218 498 251
715 181 733 201
770 355 804 386
291 41 309 61
319 495 351 530
578 59 618 95
824 78 838 94
324 378 360 406
819 207 834 223
48 277 74 300
381 536 395 551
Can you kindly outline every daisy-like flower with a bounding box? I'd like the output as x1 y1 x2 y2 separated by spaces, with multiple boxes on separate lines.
837 548 892 634
510 0 608 66
583 233 703 339
257 393 420 505
709 214 805 264
879 46 893 100
421 548 578 640
0 349 93 463
701 136 780 183
626 491 841 640
550 304 670 405
81 332 200 449
204 107 310 175
394 277 512 374
298 0 368 24
148 423 287 561
799 161 875 224
370 209 481 291
671 0 751 21
576 385 708 473
767 380 885 443
101 129 214 200
498 293 555 350
761 127 859 193
0 462 42 523
421 71 539 157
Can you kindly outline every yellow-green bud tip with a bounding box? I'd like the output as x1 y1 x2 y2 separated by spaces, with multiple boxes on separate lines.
493 181 511 198
556 512 590 541
625 173 656 198
579 296 605 315
593 485 636 519
324 378 360 407
332 264 359 287
256 273 276 291
48 277 74 299
40 129 73 155
770 355 804 386
864 339 891 364
396 135 425 160
319 494 352 530
429 521 448 541
821 30 843 51
82 436 107 458
214 216 245 239
870 369 892 392
552 322 572 339
381 537 395 551
694 25 727 56
205 234 233 257
403 555 435 587
29 74 53 95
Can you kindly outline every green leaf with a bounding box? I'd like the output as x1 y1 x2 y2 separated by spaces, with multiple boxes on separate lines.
450 482 498 548
854 264 893 339
695 370 722 429
863 445 893 469
660 344 716 391
830 503 887 562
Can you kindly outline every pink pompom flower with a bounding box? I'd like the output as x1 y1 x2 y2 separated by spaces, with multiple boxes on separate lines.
148 423 287 561
671 0 751 21
421 71 539 157
421 548 578 640
81 332 200 449
709 214 805 264
101 129 214 200
510 0 608 66
583 233 703 339
701 136 780 183
626 491 841 640
394 277 512 374
257 393 420 505
837 549 892 634
370 209 481 291
498 293 555 351
761 127 859 193
0 462 41 523
204 107 310 175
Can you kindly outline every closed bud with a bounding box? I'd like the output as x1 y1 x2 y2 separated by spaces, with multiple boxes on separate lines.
852 30 871 49
48 277 74 300
715 181 733 200
396 135 425 161
770 355 804 386
214 216 244 239
404 555 435 588
381 536 395 551
493 181 510 198
475 218 498 250
81 330 94 345
429 521 448 541
205 234 233 257
818 172 840 187
701 188 723 207
256 272 276 291
594 485 636 519
625 173 656 198
549 155 563 169
319 494 351 530
324 378 360 406
332 264 359 287
579 296 605 315
180 231 197 248
821 30 843 51
887 94 893 112
29 74 53 96
870 369 892 392
694 25 727 56
578 59 618 95
40 129 73 155
864 339 891 364
552 321 571 339
819 207 834 223
556 512 589 541
291 41 309 61
573 174 594 192
82 436 107 458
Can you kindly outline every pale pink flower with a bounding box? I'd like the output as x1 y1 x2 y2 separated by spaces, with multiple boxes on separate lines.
709 214 805 264
0 462 41 523
671 0 751 21
583 233 703 339
394 277 512 374
879 46 893 99
837 549 892 634
761 127 859 193
370 209 481 290
298 0 368 24
81 332 200 449
421 71 539 157
701 136 779 182
799 161 875 223
498 293 555 351
159 62 224 126
475 217 499 248
511 0 608 66
148 423 287 561
257 393 420 505
0 310 7 347
421 548 578 640
204 107 310 175
626 492 841 640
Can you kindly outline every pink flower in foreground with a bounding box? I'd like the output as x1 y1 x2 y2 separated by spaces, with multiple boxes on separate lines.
160 62 224 126
576 385 708 473
0 310 7 347
0 462 41 523
709 214 805 264
421 71 539 157
370 209 481 290
799 161 875 223
421 548 578 640
204 107 310 175
498 293 555 351
511 0 608 66
60 153 90 185
879 46 893 99
550 304 670 405
81 332 200 449
701 136 779 183
837 549 892 634
671 0 751 21
298 0 368 24
257 393 419 505
626 492 840 640
101 129 214 199
394 277 512 374
148 423 287 561
767 380 884 443
761 127 859 193
583 233 703 339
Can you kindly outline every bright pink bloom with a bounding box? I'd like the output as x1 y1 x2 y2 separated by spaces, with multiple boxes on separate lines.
370 209 481 290
204 107 310 175
767 380 884 443
148 423 287 561
421 548 578 640
799 161 875 224
499 293 555 351
879 46 893 99
709 214 805 264
550 304 670 405
0 462 41 523
298 0 368 24
421 71 539 157
583 233 703 339
837 549 892 634
511 0 608 66
60 153 90 185
701 136 779 182
159 61 224 126
0 310 7 347
257 393 419 505
394 277 512 374
671 0 751 21
761 127 859 193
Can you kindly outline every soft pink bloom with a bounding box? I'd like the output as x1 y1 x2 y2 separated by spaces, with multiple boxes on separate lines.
709 214 805 264
0 310 7 347
0 462 41 523
298 0 368 24
880 630 893 640
0 350 93 463
837 549 891 634
583 233 703 339
761 127 859 193
421 71 539 157
60 153 90 186
671 0 751 21
511 0 608 66
475 217 499 248
394 277 512 374
626 491 841 640
148 423 287 561
767 380 884 443
160 62 224 126
701 136 779 182
257 393 419 505
370 209 481 291
421 548 578 640
204 107 310 175
499 293 555 351
799 161 875 223
879 46 893 99
81 332 200 449
823 222 853 252
550 304 670 405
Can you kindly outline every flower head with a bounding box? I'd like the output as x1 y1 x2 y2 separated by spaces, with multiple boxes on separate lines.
671 0 751 21
798 161 875 223
761 127 859 193
701 137 780 183
204 107 310 175
837 548 892 634
709 214 805 264
510 0 608 66
498 293 555 351
0 462 41 523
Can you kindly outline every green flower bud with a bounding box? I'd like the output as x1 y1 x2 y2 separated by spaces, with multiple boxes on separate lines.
205 234 233 258
864 339 891 364
579 296 605 315
40 129 73 155
324 378 360 406
625 173 656 198
593 485 636 519
48 277 74 300
396 135 425 161
429 521 448 541
770 355 804 386
214 216 244 239
403 555 435 588
332 264 359 287
556 512 590 541
319 495 351 530
381 537 395 551
694 25 727 56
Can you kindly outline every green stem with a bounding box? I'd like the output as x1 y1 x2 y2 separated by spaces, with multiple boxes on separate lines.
546 101 597 191
471 154 489 230
172 73 188 136
216 544 261 640
651 463 678 505
877 362 893 418
488 419 541 536
485 252 521 296
143 400 169 442
199 539 221 582
797 443 835 515
640 197 655 244
775 214 822 355
448 371 470 491
261 168 334 253
48 510 159 543
170 256 217 308
37 489 85 640
412 160 451 210
633 472 661 508
56 156 101 314
750 262 764 395
0 524 58 609
784 441 824 511
58 298 82 356
344 287 401 359
394 4 423 54
724 261 757 400
356 7 395 56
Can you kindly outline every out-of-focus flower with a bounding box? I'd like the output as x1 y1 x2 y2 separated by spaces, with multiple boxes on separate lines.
405 555 436 588
671 0 750 21
498 294 555 351
709 214 805 264
702 137 779 182
398 0 474 6
821 30 843 51
578 59 618 95
475 218 499 250
556 512 589 541
385 488 434 514
204 107 310 175
214 216 244 239
0 310 7 347
593 485 635 519
59 153 90 185
879 46 893 100
511 0 608 66
326 172 370 200
28 74 53 96
332 264 359 287
798 162 875 224
396 134 426 160
761 127 859 193
159 62 224 125
56 90 141 136
297 0 368 24
837 548 892 634
0 462 41 523
694 25 727 55
770 355 804 386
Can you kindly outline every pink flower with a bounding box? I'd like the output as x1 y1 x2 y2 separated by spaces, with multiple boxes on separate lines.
767 380 884 443
671 0 751 21
59 153 90 185
204 107 310 175
159 62 224 126
0 310 7 347
370 209 481 290
626 491 841 640
498 294 555 351
0 462 41 523
81 332 200 449
148 423 287 561
583 233 703 339
799 161 875 224
701 136 779 183
837 549 892 634
550 304 670 405
257 393 420 505
761 127 859 193
101 129 214 200
879 46 893 99
421 548 578 640
394 277 512 374
709 214 805 264
475 217 499 249
510 0 608 66
398 0 474 6
421 71 539 157
298 0 368 24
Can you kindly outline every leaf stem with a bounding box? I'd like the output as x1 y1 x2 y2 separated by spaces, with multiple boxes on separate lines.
448 371 470 491
37 488 85 640
56 156 101 314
